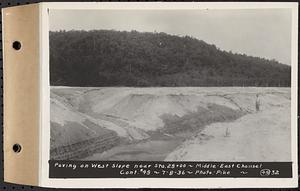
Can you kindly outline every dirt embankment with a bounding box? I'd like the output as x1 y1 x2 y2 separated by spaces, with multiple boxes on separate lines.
51 122 120 160
50 87 290 161
166 91 291 161
50 91 121 160
161 103 245 134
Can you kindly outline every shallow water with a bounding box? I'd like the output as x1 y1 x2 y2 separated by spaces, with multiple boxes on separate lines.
84 137 184 161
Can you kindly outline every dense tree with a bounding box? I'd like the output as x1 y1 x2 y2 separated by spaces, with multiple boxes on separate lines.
50 30 291 87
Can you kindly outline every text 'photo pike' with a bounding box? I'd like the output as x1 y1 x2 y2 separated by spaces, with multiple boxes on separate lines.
49 8 292 162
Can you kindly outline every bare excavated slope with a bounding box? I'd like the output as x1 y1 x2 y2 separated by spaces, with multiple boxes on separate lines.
50 91 120 159
165 90 291 161
50 87 291 161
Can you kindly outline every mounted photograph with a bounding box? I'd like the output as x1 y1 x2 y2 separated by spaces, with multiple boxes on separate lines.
2 2 297 188
49 8 292 162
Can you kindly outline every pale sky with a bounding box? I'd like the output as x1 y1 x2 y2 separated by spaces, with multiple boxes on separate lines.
50 9 292 65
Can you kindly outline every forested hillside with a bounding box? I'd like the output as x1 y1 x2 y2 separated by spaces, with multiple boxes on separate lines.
50 30 291 87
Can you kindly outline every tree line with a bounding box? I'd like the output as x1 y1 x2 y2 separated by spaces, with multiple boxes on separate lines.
50 30 291 87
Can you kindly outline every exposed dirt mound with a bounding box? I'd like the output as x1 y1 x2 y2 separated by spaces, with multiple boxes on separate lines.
50 87 291 161
166 92 291 161
50 92 120 160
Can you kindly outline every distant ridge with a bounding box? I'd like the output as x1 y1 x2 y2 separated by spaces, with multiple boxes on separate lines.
50 30 291 87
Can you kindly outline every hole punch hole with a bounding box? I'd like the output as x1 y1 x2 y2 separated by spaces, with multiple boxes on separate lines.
12 41 21 50
12 144 22 153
